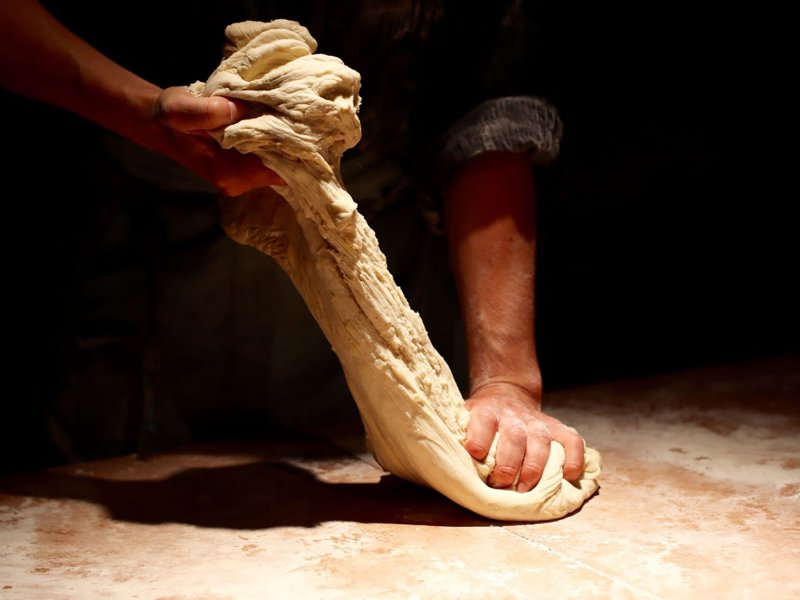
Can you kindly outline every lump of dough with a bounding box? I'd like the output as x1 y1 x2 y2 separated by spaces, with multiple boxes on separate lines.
193 20 601 521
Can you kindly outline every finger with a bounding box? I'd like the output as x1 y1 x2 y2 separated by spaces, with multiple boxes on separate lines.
183 135 283 195
488 416 527 489
159 87 241 132
516 420 551 492
552 424 586 483
463 402 498 461
209 150 285 196
226 98 250 122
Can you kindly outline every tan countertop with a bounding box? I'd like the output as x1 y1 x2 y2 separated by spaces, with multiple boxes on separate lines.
1 355 798 599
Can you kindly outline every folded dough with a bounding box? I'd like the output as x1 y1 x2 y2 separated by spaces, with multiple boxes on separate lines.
192 19 601 521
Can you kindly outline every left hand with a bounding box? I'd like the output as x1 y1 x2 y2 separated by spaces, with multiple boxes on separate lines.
152 86 284 196
463 382 586 492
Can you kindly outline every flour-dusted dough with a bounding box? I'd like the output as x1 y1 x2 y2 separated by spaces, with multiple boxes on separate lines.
193 20 601 521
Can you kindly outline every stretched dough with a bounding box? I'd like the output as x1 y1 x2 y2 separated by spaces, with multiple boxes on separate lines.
193 20 601 521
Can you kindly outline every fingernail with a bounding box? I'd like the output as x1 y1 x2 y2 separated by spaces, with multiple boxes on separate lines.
226 100 238 123
516 482 530 493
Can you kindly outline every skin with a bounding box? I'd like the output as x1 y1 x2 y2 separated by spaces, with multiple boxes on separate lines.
444 152 586 491
1 1 587 492
0 0 282 196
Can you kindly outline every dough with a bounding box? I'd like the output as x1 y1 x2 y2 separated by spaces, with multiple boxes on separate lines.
192 20 601 521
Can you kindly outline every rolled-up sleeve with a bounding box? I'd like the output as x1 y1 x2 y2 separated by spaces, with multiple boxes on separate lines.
433 95 563 187
417 95 563 233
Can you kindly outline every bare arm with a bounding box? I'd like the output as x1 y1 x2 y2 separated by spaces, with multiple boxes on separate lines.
0 0 281 195
444 151 585 491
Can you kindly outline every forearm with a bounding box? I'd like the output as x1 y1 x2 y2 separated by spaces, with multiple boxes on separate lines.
0 0 164 150
0 1 283 195
444 151 541 401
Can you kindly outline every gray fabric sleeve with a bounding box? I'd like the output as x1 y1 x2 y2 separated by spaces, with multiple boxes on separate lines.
433 95 563 187
419 95 563 233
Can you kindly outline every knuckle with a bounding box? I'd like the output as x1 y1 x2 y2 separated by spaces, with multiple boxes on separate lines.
153 99 172 124
528 421 552 441
563 463 584 482
490 464 518 486
564 460 583 474
464 438 490 457
521 460 544 476
564 431 586 451
493 465 518 477
469 404 497 421
154 89 183 121
499 417 526 439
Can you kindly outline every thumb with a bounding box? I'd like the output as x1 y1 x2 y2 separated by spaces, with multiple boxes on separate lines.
158 87 245 132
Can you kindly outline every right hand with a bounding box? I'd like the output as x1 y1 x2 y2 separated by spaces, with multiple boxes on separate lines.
153 86 284 196
463 382 586 492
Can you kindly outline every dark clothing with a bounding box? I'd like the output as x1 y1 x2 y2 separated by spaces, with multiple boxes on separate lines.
6 1 560 471
48 0 562 201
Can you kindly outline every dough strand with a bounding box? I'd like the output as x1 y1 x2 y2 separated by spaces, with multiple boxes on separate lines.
194 20 601 521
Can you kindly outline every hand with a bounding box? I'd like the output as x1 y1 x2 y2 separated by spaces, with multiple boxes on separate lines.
153 87 284 196
463 381 586 492
0 2 283 197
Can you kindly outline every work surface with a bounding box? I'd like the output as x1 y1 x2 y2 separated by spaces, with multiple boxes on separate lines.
2 356 798 599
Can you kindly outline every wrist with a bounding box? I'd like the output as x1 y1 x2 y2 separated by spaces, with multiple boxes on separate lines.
108 81 166 152
466 335 541 397
469 370 543 404
73 59 166 153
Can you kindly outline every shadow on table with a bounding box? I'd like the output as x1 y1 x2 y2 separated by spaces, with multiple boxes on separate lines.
0 444 491 529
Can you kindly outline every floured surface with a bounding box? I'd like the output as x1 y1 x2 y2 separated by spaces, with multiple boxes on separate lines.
190 19 599 521
0 357 798 599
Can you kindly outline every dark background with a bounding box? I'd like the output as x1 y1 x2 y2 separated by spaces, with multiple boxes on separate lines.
2 1 796 472
532 2 796 385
